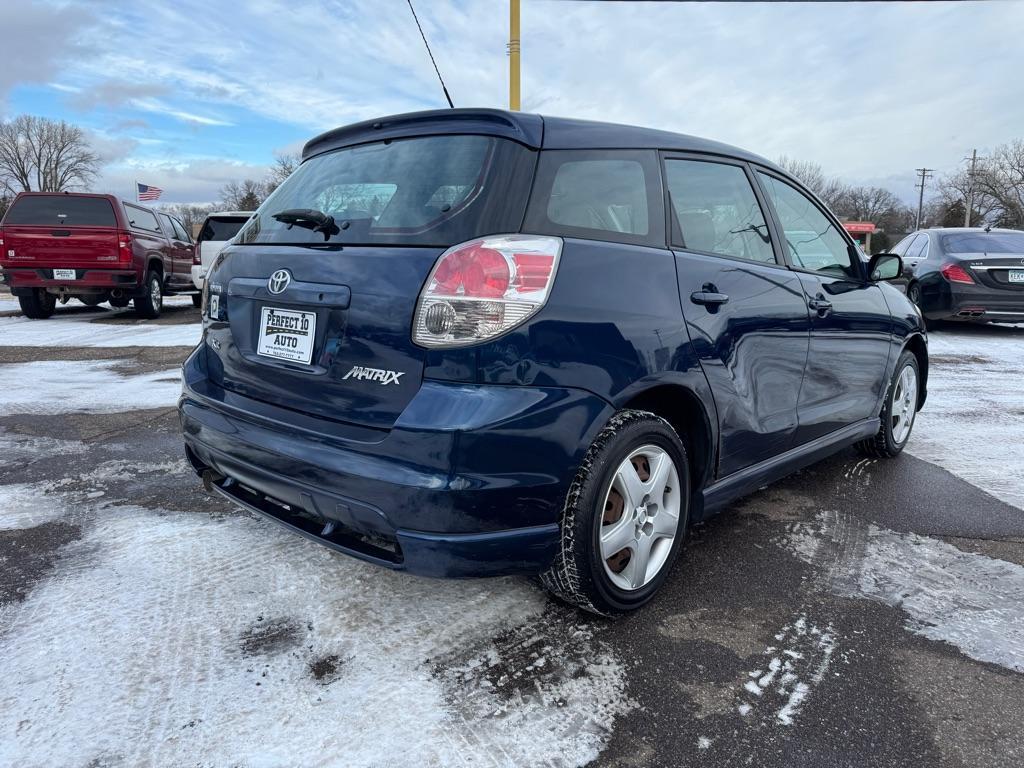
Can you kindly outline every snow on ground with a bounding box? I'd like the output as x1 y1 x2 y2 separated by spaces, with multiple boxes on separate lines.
0 495 633 767
786 510 1024 673
908 324 1024 510
0 310 200 347
0 297 21 313
0 360 181 415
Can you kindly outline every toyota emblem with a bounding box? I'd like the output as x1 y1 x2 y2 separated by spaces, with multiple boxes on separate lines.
268 269 291 294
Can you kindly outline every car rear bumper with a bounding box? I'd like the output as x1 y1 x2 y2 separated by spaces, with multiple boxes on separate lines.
1 267 141 294
179 346 613 577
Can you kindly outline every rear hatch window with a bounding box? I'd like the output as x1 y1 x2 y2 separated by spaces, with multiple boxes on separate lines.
199 216 250 243
3 195 116 227
236 134 535 247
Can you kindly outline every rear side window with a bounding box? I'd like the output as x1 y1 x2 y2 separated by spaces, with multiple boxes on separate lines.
757 172 857 280
124 204 161 234
3 195 116 227
941 232 1024 253
170 218 191 242
237 135 535 247
905 235 928 260
665 159 775 264
524 150 665 247
198 216 249 243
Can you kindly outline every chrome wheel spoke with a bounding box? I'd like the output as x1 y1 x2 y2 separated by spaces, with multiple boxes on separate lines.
890 365 917 444
652 505 679 538
624 533 655 589
613 458 645 510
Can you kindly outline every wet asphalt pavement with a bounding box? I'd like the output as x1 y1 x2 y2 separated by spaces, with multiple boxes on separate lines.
0 293 1021 767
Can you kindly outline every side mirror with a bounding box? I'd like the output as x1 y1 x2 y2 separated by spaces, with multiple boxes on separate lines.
867 253 903 282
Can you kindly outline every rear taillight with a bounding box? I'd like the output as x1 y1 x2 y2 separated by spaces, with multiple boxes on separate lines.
192 241 202 265
941 263 974 284
413 234 562 348
118 231 133 265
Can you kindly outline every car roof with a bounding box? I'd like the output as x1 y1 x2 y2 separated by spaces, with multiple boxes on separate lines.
204 211 254 218
302 108 780 170
921 227 1022 237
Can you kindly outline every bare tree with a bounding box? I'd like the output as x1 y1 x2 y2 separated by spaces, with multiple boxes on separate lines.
264 153 300 195
0 115 99 193
157 202 216 234
220 179 265 211
836 186 906 223
935 168 992 226
777 155 847 209
972 140 1024 229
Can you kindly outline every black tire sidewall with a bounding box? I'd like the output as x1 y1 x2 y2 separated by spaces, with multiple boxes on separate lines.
575 415 690 613
135 272 163 318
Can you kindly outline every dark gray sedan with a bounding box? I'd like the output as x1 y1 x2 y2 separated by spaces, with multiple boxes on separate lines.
892 227 1024 325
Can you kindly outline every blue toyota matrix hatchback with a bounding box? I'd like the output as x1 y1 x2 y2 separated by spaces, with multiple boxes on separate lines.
180 109 927 614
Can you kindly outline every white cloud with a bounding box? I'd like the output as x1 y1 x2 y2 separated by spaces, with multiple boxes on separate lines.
9 1 1024 204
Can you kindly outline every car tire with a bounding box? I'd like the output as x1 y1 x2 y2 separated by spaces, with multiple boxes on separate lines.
906 282 934 330
191 293 202 308
541 409 690 615
856 350 920 459
18 289 56 319
78 295 104 307
134 270 164 319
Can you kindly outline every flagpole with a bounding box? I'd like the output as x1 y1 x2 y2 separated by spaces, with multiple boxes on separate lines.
135 180 139 204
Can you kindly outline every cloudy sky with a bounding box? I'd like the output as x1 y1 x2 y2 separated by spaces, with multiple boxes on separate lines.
2 0 1022 205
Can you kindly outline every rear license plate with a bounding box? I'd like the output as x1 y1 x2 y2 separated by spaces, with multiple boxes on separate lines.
53 269 76 280
1009 270 1024 283
257 307 316 364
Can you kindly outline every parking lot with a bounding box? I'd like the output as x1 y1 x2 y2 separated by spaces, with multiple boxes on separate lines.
1 290 1022 767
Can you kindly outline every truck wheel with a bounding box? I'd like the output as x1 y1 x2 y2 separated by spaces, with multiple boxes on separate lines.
18 289 56 319
191 293 202 308
109 296 131 308
541 410 690 615
134 271 164 319
78 295 104 307
856 350 920 458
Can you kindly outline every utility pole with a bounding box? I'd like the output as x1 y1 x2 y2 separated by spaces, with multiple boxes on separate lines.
509 0 521 110
964 149 978 227
915 167 934 231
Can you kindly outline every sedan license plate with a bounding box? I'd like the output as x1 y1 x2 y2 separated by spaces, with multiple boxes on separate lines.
1009 270 1024 283
257 307 316 364
53 268 76 280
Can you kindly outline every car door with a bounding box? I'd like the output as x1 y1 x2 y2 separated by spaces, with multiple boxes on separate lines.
158 213 192 286
664 155 811 477
903 233 929 276
755 170 893 444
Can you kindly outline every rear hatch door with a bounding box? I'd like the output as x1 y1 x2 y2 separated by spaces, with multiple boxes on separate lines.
201 131 537 430
2 195 120 268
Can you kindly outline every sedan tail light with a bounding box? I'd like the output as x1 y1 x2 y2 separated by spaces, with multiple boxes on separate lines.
193 241 202 265
940 263 975 284
413 234 562 348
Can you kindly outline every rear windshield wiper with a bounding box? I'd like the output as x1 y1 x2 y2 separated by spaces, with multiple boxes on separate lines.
271 209 340 241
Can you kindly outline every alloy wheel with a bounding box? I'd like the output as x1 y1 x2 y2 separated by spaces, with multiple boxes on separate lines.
599 444 681 591
891 364 917 444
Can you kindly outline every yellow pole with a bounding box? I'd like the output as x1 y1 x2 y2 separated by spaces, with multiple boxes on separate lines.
509 0 521 110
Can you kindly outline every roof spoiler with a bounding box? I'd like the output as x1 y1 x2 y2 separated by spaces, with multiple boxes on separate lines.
301 108 544 161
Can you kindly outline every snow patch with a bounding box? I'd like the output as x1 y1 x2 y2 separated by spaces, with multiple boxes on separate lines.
0 312 200 347
0 360 181 415
0 483 69 530
737 614 836 727
908 327 1024 509
0 503 634 766
786 512 1024 673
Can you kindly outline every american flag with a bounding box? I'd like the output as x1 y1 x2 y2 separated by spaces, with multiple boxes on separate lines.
137 182 163 201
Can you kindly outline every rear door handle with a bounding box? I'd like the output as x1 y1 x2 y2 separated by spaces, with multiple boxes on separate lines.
690 287 729 307
808 296 833 316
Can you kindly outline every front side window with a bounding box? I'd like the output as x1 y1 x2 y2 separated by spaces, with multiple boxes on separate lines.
665 159 775 264
237 135 535 247
524 150 664 247
170 218 191 242
757 172 857 279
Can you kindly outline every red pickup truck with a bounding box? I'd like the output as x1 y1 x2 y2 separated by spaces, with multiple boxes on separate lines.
0 192 200 319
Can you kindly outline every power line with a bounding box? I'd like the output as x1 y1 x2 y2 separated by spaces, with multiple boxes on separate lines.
405 0 455 109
